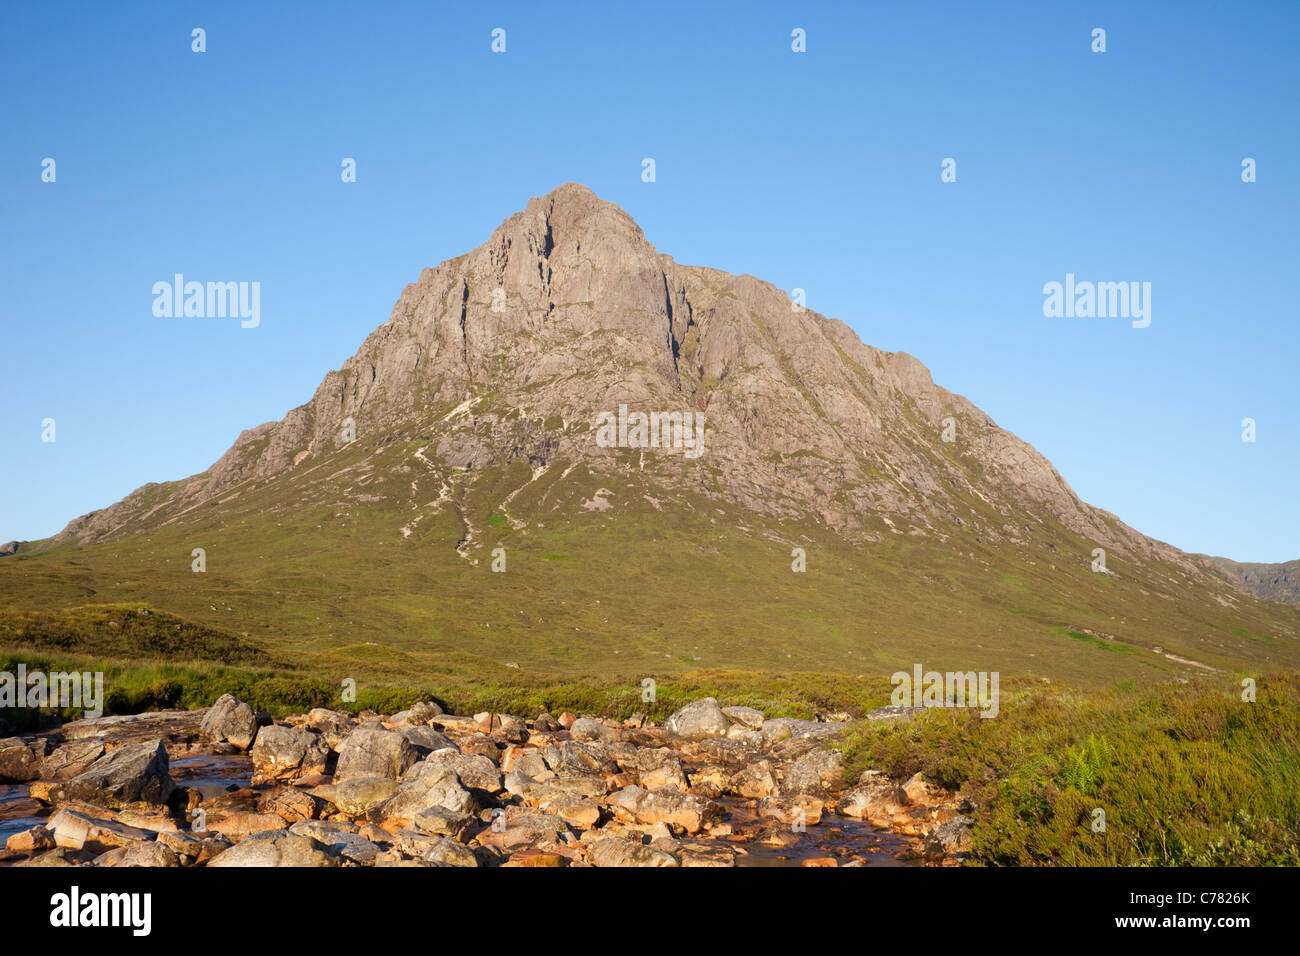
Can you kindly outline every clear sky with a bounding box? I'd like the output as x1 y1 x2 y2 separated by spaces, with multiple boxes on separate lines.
2 1 1296 562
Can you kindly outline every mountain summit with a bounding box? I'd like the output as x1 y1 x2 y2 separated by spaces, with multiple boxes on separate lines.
55 185 1185 562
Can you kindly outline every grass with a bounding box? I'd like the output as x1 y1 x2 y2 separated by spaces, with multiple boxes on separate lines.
838 672 1300 866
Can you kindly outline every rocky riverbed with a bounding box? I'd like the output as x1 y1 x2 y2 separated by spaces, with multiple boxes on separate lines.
0 697 973 867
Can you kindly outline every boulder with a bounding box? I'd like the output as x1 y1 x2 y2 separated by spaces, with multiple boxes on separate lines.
721 706 766 729
249 725 330 784
0 737 43 783
39 739 105 780
587 835 678 867
925 816 973 860
780 748 844 796
199 694 259 750
664 698 730 742
206 830 339 867
335 724 420 780
48 740 173 808
569 718 611 742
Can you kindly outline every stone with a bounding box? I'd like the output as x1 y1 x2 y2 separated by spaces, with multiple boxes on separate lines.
411 805 475 839
0 737 42 783
250 724 330 784
569 717 611 742
335 723 419 780
635 747 689 790
5 824 55 853
408 750 503 794
95 841 181 867
199 694 259 750
664 698 730 742
731 759 779 798
757 794 824 826
587 835 679 867
289 820 380 864
721 706 766 729
38 739 105 780
207 830 340 867
925 816 973 860
48 739 173 808
314 777 400 818
210 811 286 841
46 808 157 851
781 748 844 796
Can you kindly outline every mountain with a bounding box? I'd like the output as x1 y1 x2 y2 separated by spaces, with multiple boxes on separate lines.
5 183 1298 688
1208 557 1300 606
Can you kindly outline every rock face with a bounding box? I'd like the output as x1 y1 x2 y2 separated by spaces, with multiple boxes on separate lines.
1209 556 1300 605
47 183 1208 583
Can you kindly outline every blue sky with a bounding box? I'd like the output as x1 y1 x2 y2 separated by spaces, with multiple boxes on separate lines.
2 1 1296 561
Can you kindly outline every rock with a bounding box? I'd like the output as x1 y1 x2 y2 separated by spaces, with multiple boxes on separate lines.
558 712 578 730
379 776 477 830
925 816 973 860
780 748 844 796
39 739 105 780
760 718 844 745
685 765 730 799
207 830 340 867
418 836 479 867
303 708 354 749
664 698 730 742
902 772 946 806
587 835 679 867
336 724 420 780
459 733 501 762
409 750 503 794
250 725 330 784
863 704 925 722
411 806 475 839
608 786 722 834
0 737 43 783
757 794 824 826
731 759 779 798
157 829 229 864
837 780 907 821
315 778 400 818
676 841 737 867
5 824 55 853
48 739 173 808
0 541 18 556
46 808 158 851
535 791 603 829
289 820 380 864
210 811 286 841
569 717 611 742
199 694 259 750
15 848 76 867
635 748 689 790
695 735 759 766
260 788 318 824
476 809 571 850
95 841 181 867
534 713 561 732
398 725 459 756
542 740 620 777
721 706 766 729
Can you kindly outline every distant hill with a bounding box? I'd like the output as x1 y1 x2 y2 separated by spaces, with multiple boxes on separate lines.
1209 557 1300 606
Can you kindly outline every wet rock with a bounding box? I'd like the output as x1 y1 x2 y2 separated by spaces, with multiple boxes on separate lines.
250 725 330 784
199 694 259 750
336 723 420 780
0 737 43 783
48 739 173 808
665 698 730 742
47 807 157 851
757 794 824 826
5 824 55 853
